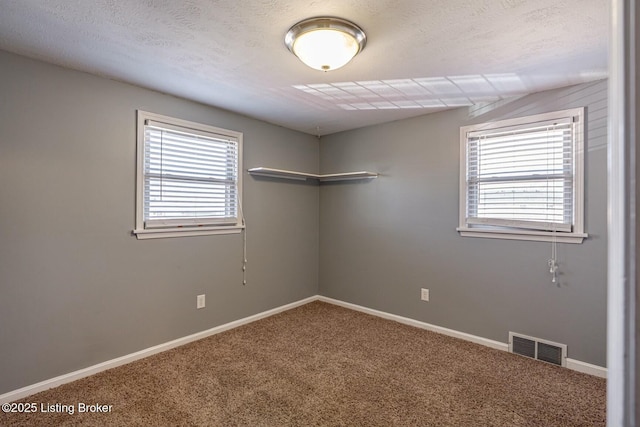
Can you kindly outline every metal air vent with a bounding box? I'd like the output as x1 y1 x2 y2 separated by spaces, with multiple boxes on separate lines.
509 332 566 367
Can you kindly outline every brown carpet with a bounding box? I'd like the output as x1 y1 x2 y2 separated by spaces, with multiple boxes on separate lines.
0 301 605 426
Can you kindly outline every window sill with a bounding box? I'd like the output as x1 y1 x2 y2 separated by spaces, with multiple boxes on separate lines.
456 227 587 244
133 225 244 240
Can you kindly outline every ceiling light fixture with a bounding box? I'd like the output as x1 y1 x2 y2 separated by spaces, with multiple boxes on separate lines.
285 17 366 72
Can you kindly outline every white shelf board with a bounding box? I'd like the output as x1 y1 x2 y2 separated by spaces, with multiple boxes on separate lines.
248 167 378 182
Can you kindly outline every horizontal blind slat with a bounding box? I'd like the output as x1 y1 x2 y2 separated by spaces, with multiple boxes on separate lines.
146 120 238 143
143 121 239 226
466 118 574 232
467 118 572 139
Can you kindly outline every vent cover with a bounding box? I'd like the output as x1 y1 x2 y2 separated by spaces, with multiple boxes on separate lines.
509 332 566 367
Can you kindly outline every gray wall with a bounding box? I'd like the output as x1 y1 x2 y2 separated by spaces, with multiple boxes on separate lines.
319 80 608 367
0 50 319 394
0 47 608 396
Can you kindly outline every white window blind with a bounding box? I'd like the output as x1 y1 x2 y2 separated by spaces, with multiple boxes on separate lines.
466 118 574 232
144 120 239 228
458 108 585 243
134 111 243 239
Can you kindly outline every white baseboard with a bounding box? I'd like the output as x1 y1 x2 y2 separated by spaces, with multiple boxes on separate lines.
0 296 317 404
566 358 608 378
318 296 608 379
0 294 606 403
318 296 508 351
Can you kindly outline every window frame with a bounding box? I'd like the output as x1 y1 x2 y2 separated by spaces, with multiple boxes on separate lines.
133 110 243 240
457 108 587 244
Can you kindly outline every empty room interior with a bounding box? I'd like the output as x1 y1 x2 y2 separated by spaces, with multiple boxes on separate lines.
0 1 630 425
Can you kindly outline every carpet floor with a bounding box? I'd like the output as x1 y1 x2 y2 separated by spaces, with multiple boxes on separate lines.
0 301 606 426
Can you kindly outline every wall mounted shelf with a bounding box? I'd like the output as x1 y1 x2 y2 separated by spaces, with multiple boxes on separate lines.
248 167 378 182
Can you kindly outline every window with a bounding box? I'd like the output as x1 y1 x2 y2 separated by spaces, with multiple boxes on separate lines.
458 108 586 243
134 111 243 239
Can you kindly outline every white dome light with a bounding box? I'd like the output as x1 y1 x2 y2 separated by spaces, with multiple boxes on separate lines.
285 17 366 72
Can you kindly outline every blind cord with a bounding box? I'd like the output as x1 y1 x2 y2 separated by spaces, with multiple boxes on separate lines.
548 225 559 284
239 202 247 285
545 125 559 285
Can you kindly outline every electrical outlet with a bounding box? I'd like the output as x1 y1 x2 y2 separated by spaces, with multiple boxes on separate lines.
197 294 205 309
421 288 429 302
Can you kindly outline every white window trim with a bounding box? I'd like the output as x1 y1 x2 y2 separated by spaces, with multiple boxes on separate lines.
457 108 587 244
133 111 244 240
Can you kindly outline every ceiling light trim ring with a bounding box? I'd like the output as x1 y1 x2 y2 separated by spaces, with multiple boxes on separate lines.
285 17 367 71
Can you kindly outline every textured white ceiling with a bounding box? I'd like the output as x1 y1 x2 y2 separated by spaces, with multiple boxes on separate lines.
0 0 608 135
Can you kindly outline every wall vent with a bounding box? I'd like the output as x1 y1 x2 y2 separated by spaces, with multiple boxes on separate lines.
508 332 567 367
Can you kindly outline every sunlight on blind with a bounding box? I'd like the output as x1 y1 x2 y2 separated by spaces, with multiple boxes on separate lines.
143 123 239 227
466 120 573 232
